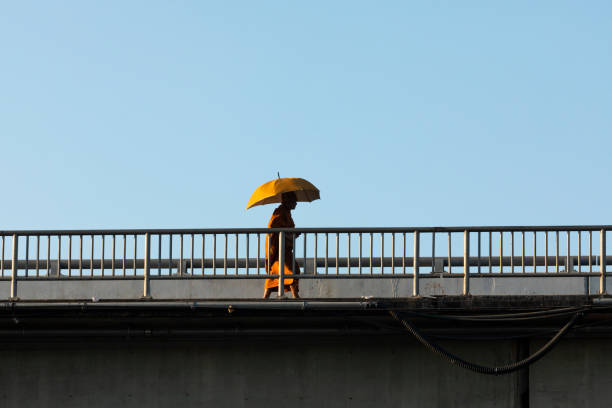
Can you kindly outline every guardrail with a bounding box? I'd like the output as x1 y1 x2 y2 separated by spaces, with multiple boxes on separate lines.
1 226 610 299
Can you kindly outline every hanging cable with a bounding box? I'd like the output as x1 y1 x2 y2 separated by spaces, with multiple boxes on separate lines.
391 306 588 322
389 310 580 376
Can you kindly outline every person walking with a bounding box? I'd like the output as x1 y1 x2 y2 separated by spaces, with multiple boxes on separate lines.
246 176 320 299
263 192 300 298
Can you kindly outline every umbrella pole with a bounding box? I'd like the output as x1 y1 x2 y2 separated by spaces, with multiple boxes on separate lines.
278 231 285 298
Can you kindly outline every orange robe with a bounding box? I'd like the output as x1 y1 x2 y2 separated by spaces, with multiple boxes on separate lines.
265 205 300 289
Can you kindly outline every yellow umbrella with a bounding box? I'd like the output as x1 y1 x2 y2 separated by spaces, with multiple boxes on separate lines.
246 177 320 210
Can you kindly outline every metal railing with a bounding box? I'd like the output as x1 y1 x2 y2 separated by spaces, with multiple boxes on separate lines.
1 226 610 299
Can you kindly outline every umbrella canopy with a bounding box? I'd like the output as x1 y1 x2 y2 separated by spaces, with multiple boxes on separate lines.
246 177 320 210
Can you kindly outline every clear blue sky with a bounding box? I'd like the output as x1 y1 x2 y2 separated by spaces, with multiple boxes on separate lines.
2 1 610 230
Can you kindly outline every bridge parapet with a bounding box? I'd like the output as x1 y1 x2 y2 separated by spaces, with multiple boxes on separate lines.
1 226 610 301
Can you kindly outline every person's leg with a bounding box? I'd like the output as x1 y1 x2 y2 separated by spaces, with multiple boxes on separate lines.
263 287 272 299
290 283 300 299
288 255 300 298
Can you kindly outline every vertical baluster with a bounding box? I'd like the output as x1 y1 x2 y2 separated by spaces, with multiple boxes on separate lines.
157 234 162 275
133 234 137 275
488 231 492 273
267 232 271 276
57 235 61 276
589 231 593 274
369 233 373 275
314 233 318 275
10 235 18 299
1 236 4 277
191 233 194 274
566 231 570 272
391 233 395 274
25 236 29 276
201 234 205 275
79 235 83 277
358 233 362 275
36 235 40 277
143 232 151 298
477 232 481 274
212 234 216 275
402 232 406 275
380 233 384 273
179 234 184 276
347 233 350 274
112 235 116 276
278 231 285 297
169 234 173 275
463 230 470 295
555 231 559 273
448 232 452 274
91 235 94 275
336 233 339 274
510 231 514 273
413 231 419 296
68 235 72 276
325 232 329 275
292 232 296 276
223 233 227 275
256 233 260 273
533 232 536 273
303 233 306 276
578 231 582 272
46 235 50 275
432 231 436 272
123 234 127 277
544 231 548 273
101 235 104 276
600 229 606 294
499 232 503 273
521 231 525 273
246 233 250 275
234 233 238 274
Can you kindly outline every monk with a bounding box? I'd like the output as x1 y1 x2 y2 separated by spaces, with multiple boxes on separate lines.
263 192 300 299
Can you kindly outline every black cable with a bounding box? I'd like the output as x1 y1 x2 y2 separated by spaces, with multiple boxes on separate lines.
393 306 588 322
389 310 580 376
427 329 558 342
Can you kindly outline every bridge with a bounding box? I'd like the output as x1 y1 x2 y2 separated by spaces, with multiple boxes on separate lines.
1 226 611 407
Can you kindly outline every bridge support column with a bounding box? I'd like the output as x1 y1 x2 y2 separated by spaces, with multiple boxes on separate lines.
514 339 530 408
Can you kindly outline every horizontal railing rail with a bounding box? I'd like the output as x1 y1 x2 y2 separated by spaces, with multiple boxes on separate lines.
2 225 612 235
1 226 610 299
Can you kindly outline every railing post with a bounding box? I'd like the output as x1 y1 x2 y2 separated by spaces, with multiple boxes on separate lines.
601 229 607 295
143 233 151 299
463 230 470 295
10 234 18 300
413 231 419 296
278 231 285 298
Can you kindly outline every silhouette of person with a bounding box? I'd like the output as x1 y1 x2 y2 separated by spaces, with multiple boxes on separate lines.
263 192 300 299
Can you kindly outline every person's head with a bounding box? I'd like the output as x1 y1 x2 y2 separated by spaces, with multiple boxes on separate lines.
281 192 298 210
